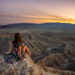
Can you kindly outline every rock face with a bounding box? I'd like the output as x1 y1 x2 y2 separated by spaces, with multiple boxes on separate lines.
47 43 71 56
0 54 58 75
38 53 66 69
64 58 75 71
37 43 70 69
0 43 75 75
37 43 75 75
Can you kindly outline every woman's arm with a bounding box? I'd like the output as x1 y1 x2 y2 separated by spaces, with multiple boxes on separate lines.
25 46 31 56
18 46 23 60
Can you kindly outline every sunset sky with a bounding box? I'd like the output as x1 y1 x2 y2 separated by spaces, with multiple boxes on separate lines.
0 0 75 25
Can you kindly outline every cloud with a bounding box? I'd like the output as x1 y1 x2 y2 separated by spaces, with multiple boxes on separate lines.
0 0 75 25
0 12 75 25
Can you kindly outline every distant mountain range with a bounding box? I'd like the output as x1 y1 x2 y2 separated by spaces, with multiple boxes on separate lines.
0 23 75 30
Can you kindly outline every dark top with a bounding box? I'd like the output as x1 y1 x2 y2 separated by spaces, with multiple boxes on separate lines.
12 42 25 58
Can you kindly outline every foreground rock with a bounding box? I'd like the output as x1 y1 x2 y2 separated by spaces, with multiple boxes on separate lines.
0 54 58 75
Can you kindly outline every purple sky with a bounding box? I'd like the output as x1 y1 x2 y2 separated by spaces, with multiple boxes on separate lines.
0 0 75 25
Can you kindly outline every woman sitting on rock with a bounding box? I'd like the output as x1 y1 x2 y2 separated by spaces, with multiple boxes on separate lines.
10 33 31 60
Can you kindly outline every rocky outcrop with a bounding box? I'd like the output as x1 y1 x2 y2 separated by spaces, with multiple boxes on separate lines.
0 43 75 75
63 58 75 71
37 54 75 75
38 54 65 69
47 43 71 57
37 43 71 69
37 43 75 75
0 54 58 75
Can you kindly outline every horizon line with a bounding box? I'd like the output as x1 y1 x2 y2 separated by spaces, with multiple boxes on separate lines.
0 22 75 26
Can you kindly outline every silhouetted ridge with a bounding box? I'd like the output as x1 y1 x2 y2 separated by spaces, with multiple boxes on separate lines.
0 23 75 30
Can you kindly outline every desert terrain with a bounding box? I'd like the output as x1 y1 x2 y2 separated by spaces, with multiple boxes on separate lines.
0 30 75 75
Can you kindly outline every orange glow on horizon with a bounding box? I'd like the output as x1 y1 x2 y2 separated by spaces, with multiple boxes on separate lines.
23 18 75 24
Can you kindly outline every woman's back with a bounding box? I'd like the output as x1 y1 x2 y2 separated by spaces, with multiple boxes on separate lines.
12 41 31 60
12 33 31 60
12 42 22 52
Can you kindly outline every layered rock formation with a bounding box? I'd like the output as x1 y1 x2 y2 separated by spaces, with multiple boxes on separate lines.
0 54 58 75
46 43 71 56
0 41 75 75
37 43 75 75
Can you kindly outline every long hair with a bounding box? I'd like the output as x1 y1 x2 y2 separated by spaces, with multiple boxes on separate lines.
13 33 22 45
